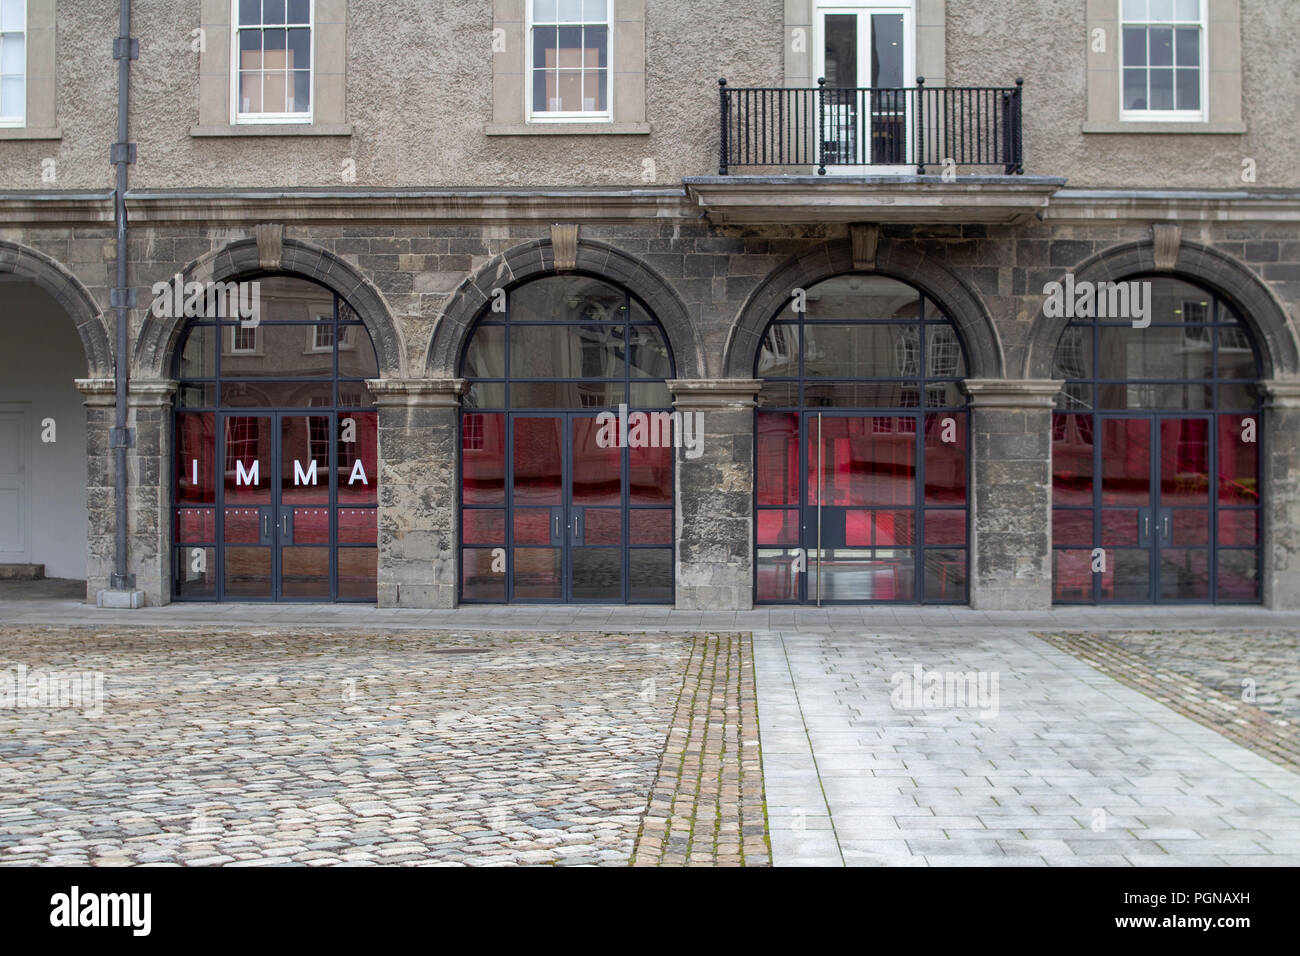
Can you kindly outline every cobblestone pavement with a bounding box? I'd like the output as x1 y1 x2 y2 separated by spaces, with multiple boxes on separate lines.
1037 630 1300 772
631 633 769 866
756 628 1300 866
0 626 757 866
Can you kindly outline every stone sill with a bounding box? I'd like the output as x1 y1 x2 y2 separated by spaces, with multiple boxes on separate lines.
0 126 62 140
190 124 353 137
1083 120 1246 135
485 122 651 136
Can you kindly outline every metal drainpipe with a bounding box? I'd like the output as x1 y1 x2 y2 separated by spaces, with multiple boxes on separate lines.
109 0 137 591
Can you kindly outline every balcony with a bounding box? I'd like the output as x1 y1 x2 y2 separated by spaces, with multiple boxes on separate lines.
684 78 1064 225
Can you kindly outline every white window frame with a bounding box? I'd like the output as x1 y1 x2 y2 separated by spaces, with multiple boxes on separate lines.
1118 0 1208 123
0 0 26 128
230 0 315 125
229 325 260 354
525 0 613 124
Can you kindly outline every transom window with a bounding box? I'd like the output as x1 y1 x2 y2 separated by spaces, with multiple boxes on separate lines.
1121 0 1204 118
234 0 313 123
0 0 25 127
528 0 610 120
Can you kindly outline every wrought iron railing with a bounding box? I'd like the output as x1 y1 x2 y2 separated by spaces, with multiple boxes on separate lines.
717 77 1024 176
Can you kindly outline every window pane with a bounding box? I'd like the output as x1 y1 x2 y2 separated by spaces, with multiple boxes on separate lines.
803 275 920 321
462 325 506 378
462 413 506 505
264 0 287 25
757 324 799 377
462 548 506 601
1148 68 1173 109
1123 68 1147 110
557 0 584 22
628 550 672 603
176 414 217 504
1175 68 1199 111
510 275 624 322
1097 325 1214 379
924 413 966 504
1174 27 1199 65
338 547 377 601
1218 415 1258 505
629 509 672 546
1149 0 1174 20
924 550 966 602
1053 509 1092 547
510 325 627 379
629 441 672 505
1216 550 1258 601
287 28 310 68
628 325 671 378
287 0 311 24
291 69 311 112
238 71 263 113
534 0 557 21
1122 0 1146 20
757 413 798 505
531 68 550 112
804 324 920 377
1174 0 1199 20
1122 28 1147 66
1 33 24 74
582 0 608 21
238 0 260 26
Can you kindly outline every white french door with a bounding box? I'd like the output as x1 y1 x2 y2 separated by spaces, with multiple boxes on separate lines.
813 1 915 174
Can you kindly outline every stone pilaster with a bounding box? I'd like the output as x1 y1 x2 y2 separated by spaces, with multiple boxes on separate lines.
668 379 761 610
962 379 1062 610
127 379 178 606
1259 379 1300 609
76 378 116 604
367 378 464 608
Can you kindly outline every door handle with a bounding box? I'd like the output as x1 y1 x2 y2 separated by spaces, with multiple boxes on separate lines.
262 512 271 539
553 513 561 540
1143 514 1150 539
282 512 291 538
573 511 582 543
1162 514 1170 542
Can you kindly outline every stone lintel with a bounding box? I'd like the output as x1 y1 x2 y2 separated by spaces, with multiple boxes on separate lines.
76 378 117 406
1257 378 1300 409
366 378 466 407
962 379 1063 408
127 378 179 407
667 379 762 410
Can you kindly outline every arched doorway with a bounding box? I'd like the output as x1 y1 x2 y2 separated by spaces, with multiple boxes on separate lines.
171 275 380 602
1050 276 1262 603
458 275 676 604
754 274 970 604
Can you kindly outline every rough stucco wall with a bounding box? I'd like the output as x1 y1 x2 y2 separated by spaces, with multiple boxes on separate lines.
123 0 785 190
3 0 1295 190
947 0 1300 188
0 2 117 190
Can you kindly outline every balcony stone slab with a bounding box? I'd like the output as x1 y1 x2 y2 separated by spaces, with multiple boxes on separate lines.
683 175 1066 225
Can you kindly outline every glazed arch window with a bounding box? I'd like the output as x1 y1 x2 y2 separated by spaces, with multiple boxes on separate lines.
233 0 313 123
0 0 24 126
1120 0 1205 119
528 0 610 120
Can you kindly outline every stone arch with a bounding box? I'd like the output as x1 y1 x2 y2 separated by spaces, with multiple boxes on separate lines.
426 237 706 379
0 239 114 378
1024 239 1300 379
134 236 406 379
722 240 1005 380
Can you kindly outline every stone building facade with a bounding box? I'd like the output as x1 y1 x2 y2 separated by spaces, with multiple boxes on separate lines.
1 0 1297 610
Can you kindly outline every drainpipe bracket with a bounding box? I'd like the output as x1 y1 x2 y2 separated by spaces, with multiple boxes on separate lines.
109 427 135 449
113 37 139 60
109 287 137 308
110 143 137 165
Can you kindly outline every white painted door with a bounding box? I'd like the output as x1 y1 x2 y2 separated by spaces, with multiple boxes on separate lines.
813 1 914 174
0 409 28 559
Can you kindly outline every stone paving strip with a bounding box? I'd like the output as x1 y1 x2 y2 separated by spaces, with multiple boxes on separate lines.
0 626 764 866
1036 630 1300 773
631 633 770 866
755 628 1300 867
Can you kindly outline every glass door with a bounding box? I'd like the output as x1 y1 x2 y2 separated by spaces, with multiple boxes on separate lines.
221 413 274 600
570 414 624 602
815 2 913 172
1156 416 1212 601
278 413 333 599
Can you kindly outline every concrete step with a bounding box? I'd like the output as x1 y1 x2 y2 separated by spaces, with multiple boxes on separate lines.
0 564 45 580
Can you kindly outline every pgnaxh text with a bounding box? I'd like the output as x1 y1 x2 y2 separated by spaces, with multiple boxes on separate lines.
1124 891 1251 907
150 274 261 326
